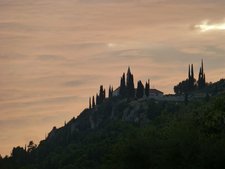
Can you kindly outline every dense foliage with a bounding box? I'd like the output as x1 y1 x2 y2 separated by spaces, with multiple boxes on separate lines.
1 94 225 169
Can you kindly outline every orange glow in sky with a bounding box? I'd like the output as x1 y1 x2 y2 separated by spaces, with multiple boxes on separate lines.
0 0 225 156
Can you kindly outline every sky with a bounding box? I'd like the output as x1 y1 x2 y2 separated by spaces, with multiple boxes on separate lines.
0 0 225 156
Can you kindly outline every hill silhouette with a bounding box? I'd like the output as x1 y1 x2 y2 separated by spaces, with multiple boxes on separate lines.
1 66 225 169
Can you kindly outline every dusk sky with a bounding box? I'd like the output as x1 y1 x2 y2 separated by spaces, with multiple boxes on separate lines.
0 0 225 156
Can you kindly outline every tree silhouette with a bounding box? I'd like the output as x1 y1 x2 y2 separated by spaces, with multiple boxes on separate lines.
103 89 106 100
11 146 27 165
92 96 96 108
136 80 144 98
145 79 150 97
99 85 105 104
198 60 206 89
109 85 113 98
188 64 195 90
119 73 126 97
174 79 189 94
126 67 135 98
96 93 100 105
89 97 92 109
174 62 205 94
27 141 37 153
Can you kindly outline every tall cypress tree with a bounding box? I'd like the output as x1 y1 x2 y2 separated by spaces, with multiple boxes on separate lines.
92 96 95 108
108 86 111 98
188 64 195 90
126 67 135 98
99 85 105 103
198 60 206 89
89 97 92 109
191 64 194 80
103 89 106 100
188 64 191 79
109 85 113 98
119 73 126 97
145 79 150 97
96 93 99 105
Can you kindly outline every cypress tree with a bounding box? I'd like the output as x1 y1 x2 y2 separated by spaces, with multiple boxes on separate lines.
126 67 135 98
89 97 92 109
119 73 126 97
103 89 106 100
188 64 191 79
145 79 150 97
108 86 111 98
92 96 95 108
198 60 206 89
191 64 194 79
188 64 195 91
96 93 99 105
111 86 113 98
109 85 113 98
99 85 105 103
136 80 144 99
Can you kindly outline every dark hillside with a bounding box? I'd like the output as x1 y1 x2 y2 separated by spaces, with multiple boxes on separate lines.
1 94 225 169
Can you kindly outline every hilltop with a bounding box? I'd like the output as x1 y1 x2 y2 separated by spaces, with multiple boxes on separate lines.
1 64 225 169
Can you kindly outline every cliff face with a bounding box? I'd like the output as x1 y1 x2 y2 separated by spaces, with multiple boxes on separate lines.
45 97 153 144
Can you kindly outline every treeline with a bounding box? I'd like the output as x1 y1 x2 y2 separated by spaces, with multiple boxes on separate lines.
0 141 37 169
119 67 150 99
89 85 107 109
89 67 151 109
174 60 206 94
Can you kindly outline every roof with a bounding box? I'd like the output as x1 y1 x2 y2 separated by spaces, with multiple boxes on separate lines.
113 87 120 93
113 87 163 95
150 89 164 94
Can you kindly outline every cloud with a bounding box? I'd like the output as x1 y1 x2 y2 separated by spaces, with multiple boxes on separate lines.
37 54 66 61
0 95 83 115
1 0 225 156
195 20 225 32
78 0 157 4
0 53 28 61
63 74 105 87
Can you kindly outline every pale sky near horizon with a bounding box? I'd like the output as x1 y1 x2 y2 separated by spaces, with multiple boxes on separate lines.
0 0 225 156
